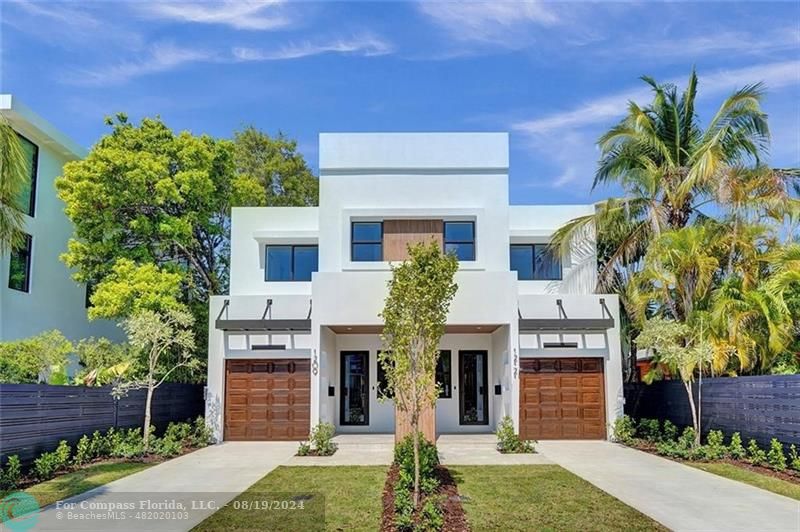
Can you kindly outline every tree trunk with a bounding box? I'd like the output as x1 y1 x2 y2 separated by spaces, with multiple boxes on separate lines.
412 426 420 508
684 380 700 447
143 382 154 452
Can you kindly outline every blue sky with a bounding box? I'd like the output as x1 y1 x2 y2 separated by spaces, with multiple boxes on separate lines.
2 1 799 205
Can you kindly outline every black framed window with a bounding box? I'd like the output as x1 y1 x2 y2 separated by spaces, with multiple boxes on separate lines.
436 350 452 398
510 244 562 280
351 222 383 261
8 234 32 292
265 245 318 281
85 282 95 308
444 221 475 261
16 134 38 217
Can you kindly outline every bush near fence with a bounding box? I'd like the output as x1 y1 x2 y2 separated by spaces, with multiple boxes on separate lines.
624 374 800 448
0 383 204 464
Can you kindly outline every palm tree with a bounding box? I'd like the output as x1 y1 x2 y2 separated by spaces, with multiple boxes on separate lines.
0 115 28 253
554 69 773 291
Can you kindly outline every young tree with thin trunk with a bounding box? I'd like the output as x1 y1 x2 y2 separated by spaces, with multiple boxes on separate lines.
379 242 458 509
115 308 198 451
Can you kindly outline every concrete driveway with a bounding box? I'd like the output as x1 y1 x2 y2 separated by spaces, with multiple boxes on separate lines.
25 442 297 532
538 440 800 532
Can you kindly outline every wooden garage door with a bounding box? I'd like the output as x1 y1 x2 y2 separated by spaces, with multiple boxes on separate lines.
519 358 605 440
225 359 310 441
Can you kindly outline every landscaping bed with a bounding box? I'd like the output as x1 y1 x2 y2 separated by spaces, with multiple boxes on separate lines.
380 463 468 532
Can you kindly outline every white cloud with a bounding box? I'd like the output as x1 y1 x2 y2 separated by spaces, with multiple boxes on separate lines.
65 43 216 86
512 60 800 189
138 0 290 31
514 60 800 136
232 35 393 61
418 0 559 47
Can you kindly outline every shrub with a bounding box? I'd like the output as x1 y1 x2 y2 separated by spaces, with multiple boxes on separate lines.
655 427 697 459
419 496 444 532
309 422 337 456
394 432 439 481
677 427 696 449
110 428 144 458
0 330 73 383
152 436 182 458
33 451 60 481
0 455 22 490
704 430 727 460
637 418 661 442
496 415 536 453
788 444 800 472
662 420 678 442
296 442 311 456
729 432 746 460
54 440 71 470
189 417 213 447
767 439 787 471
73 435 92 466
747 439 766 466
611 415 636 445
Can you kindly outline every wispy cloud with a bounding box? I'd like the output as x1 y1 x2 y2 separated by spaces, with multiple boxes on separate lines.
514 60 800 136
232 34 393 61
63 33 394 86
137 0 291 31
512 60 800 189
64 43 216 86
418 0 559 47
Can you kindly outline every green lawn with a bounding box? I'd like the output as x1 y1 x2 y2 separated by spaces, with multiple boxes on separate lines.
193 466 386 532
689 462 800 501
22 461 152 508
450 465 666 532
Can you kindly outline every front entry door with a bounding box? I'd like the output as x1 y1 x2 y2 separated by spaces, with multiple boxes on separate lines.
459 350 488 425
340 351 369 425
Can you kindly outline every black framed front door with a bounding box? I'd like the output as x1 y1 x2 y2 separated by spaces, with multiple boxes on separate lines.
340 351 369 425
459 350 489 425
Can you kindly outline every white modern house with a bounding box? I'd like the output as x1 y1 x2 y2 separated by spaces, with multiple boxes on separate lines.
0 95 120 342
206 132 623 442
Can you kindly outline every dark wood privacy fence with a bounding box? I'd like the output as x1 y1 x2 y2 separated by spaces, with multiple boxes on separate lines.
0 383 204 464
624 374 800 447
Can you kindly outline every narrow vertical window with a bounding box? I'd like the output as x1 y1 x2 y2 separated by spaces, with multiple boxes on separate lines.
8 234 32 292
16 134 38 217
436 350 452 398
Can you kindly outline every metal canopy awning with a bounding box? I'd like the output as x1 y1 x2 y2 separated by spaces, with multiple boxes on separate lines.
215 298 312 332
518 298 615 332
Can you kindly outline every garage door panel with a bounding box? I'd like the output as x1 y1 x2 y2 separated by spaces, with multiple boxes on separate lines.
225 359 311 441
519 357 606 440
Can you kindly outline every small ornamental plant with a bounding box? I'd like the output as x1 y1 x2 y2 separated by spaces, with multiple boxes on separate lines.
767 439 787 471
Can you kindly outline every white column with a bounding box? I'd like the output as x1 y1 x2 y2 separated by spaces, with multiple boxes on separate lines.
206 296 227 444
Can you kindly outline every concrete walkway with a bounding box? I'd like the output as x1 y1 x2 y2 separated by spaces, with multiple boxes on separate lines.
437 433 552 465
287 433 393 466
537 440 800 532
25 442 297 532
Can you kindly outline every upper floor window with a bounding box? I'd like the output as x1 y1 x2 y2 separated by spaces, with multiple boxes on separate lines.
351 222 383 261
510 244 562 280
265 245 318 281
17 134 38 217
8 234 32 292
444 221 475 261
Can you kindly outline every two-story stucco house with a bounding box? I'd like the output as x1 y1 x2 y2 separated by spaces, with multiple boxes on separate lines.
0 95 120 343
205 132 623 443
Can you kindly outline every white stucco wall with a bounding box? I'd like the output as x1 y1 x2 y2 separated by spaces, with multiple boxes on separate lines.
0 95 121 343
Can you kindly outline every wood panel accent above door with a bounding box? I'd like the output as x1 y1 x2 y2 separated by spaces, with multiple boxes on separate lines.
383 219 443 261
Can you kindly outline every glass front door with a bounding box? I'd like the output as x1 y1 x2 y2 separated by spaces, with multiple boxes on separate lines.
459 351 488 425
340 351 369 425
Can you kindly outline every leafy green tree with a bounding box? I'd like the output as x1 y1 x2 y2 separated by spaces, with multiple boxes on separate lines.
233 126 318 207
74 337 139 386
379 242 458 508
0 331 73 383
87 258 184 320
636 317 712 446
56 115 235 301
0 116 28 253
116 308 198 451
